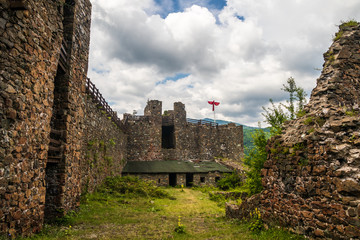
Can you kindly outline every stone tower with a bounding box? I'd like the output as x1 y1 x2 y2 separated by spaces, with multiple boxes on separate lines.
144 100 162 117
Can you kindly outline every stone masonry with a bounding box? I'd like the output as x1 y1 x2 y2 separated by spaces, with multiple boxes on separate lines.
123 100 244 162
0 0 126 238
227 23 360 239
1 0 68 236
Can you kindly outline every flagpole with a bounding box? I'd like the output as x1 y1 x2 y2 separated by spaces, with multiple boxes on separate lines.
208 100 220 126
213 108 216 125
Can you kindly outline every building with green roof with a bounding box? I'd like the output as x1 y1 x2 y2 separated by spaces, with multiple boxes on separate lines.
123 160 233 187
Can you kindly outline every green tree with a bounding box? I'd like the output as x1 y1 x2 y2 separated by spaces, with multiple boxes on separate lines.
243 127 268 195
281 77 297 119
262 99 287 135
244 77 306 195
295 87 307 115
262 77 307 134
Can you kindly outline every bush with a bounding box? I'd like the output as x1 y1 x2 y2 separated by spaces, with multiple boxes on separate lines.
97 176 171 199
216 172 243 190
243 129 268 195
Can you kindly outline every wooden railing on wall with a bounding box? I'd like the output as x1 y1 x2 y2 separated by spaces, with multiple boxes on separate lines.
187 118 218 127
85 78 123 129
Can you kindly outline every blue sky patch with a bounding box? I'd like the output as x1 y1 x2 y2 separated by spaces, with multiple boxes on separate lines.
154 0 227 18
208 0 227 10
236 15 245 21
156 73 190 85
91 67 110 74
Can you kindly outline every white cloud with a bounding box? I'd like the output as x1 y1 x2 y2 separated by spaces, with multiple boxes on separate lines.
88 0 360 126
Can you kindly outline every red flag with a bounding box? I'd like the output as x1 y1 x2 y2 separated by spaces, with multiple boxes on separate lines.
208 100 220 111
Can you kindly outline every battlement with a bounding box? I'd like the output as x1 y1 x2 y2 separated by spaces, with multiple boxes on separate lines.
124 100 244 162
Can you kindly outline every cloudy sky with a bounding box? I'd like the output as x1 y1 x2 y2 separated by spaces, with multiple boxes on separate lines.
87 0 360 127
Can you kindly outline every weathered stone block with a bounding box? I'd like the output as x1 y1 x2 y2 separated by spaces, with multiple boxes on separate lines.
314 228 324 237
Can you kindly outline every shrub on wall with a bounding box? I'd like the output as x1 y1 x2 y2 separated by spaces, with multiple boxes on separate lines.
216 171 243 190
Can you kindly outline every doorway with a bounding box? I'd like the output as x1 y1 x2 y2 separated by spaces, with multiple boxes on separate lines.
169 173 177 186
186 173 193 187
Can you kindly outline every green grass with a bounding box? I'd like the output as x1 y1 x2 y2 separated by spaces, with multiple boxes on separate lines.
21 187 304 240
333 20 359 41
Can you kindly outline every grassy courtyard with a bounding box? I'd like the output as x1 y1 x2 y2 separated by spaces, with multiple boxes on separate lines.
23 182 303 240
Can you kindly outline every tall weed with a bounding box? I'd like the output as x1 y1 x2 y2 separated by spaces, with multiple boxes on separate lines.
97 176 172 199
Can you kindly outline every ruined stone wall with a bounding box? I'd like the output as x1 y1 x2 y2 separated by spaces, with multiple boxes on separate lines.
175 123 243 161
228 23 360 239
0 0 64 237
124 115 162 161
82 97 127 193
125 101 243 162
0 0 129 237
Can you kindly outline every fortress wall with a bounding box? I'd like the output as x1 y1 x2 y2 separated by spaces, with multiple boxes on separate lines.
216 124 244 161
125 101 244 162
0 0 120 237
82 97 127 193
125 116 162 161
0 0 64 236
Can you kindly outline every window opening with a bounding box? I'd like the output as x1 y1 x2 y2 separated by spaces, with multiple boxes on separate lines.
162 125 175 149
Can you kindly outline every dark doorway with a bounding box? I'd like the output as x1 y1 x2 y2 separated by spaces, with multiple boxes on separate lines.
186 173 193 187
169 173 177 186
162 125 175 149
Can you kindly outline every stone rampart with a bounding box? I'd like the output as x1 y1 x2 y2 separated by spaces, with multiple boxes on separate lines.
82 96 127 193
0 0 127 238
0 0 65 236
124 101 243 162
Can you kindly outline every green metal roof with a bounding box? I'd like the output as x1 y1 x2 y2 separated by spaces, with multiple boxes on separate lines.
122 161 232 174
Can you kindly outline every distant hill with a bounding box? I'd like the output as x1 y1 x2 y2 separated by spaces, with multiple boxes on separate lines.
202 118 270 155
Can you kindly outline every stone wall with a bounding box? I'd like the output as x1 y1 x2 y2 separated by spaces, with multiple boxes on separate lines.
127 173 170 187
227 23 360 239
51 0 92 221
194 172 222 187
0 0 65 237
124 114 162 161
124 101 244 162
82 97 127 193
128 172 222 187
0 0 126 238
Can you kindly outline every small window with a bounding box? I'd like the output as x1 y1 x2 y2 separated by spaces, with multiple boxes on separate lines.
200 177 205 183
